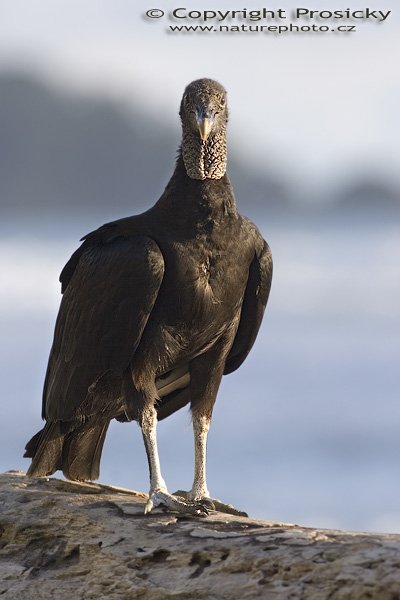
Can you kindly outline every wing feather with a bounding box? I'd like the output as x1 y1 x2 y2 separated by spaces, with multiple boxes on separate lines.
224 239 272 375
43 235 164 421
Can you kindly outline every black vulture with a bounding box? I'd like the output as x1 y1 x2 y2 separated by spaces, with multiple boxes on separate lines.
25 78 273 516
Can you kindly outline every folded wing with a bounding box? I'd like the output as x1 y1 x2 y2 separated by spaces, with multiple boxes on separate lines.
224 240 272 375
43 235 165 423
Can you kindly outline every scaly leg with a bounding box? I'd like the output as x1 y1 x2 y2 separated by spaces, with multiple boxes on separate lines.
141 406 208 516
188 414 210 500
174 412 248 517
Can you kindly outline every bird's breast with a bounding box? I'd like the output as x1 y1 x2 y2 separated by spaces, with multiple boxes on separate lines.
133 220 255 378
165 225 254 320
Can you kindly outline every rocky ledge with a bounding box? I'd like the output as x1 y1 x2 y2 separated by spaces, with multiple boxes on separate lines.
0 471 399 599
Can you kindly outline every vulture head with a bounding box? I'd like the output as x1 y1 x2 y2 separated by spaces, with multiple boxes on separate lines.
180 78 228 180
180 78 228 142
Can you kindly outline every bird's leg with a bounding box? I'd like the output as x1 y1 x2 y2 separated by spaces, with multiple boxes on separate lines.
174 411 248 517
141 406 167 511
141 406 208 516
171 342 248 517
188 413 211 501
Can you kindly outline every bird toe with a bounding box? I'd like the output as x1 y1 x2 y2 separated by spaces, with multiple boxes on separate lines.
173 490 247 517
197 498 215 512
211 499 248 517
145 490 209 517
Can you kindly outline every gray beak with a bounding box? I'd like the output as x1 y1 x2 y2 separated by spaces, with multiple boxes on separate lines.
196 110 214 141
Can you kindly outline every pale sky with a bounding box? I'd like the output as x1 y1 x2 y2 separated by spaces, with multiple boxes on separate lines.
0 0 399 194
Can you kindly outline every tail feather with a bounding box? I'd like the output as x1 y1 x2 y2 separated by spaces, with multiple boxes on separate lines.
25 419 110 482
62 420 109 481
25 422 64 477
24 428 46 459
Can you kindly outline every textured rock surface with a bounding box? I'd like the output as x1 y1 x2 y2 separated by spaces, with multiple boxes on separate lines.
0 471 399 599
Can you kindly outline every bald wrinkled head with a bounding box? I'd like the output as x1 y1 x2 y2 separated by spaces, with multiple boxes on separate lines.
180 78 228 142
180 79 228 180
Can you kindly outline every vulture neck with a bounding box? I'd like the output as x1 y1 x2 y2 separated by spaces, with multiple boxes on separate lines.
181 125 227 181
155 125 237 222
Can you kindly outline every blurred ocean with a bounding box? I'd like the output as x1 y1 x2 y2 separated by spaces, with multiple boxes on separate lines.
1 216 399 533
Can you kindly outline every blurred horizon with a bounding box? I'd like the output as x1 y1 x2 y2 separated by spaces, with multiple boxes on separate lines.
0 0 399 195
1 70 399 234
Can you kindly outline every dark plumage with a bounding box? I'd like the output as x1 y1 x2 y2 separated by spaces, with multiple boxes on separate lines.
25 78 273 515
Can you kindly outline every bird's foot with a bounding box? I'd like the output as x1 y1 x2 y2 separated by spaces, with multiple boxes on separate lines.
174 490 248 517
145 490 209 517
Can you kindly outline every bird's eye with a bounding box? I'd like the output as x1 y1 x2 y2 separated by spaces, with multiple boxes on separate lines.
220 96 226 106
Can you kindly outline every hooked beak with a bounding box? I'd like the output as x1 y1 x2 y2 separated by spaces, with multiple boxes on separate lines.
196 111 214 142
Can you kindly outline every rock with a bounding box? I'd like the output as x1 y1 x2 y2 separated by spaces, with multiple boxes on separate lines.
0 471 399 599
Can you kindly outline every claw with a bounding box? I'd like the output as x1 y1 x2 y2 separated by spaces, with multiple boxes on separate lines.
144 497 154 515
145 490 209 517
197 498 215 512
194 504 209 517
211 499 248 517
173 490 247 517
